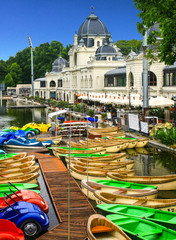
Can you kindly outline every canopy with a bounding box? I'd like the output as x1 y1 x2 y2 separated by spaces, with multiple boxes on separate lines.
48 109 68 118
149 96 174 108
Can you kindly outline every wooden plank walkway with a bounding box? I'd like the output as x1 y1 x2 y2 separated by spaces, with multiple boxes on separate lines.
34 153 95 240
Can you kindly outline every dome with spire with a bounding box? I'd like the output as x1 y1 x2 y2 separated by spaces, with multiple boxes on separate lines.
52 56 69 72
78 8 110 39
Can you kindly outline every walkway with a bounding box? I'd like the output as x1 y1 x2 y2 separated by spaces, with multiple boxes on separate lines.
35 153 95 240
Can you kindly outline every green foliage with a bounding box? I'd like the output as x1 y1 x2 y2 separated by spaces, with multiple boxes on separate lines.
89 109 94 117
101 113 107 120
149 107 164 119
154 128 176 145
4 73 14 87
133 0 176 65
115 40 142 55
2 41 72 87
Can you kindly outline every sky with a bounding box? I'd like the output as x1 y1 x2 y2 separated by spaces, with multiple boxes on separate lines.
0 0 141 61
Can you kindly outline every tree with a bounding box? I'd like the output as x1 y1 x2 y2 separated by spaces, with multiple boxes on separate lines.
133 0 176 65
0 60 8 82
10 63 22 85
115 40 142 56
4 73 14 87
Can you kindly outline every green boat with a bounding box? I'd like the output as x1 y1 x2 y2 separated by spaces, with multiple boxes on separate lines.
107 214 176 240
57 147 94 150
90 179 157 190
97 204 176 230
0 183 38 193
0 189 40 197
115 137 136 140
0 153 17 160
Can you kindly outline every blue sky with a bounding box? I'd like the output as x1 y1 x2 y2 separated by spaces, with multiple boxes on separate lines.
0 0 141 61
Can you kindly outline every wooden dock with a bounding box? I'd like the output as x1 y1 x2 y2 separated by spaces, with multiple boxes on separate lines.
34 153 95 240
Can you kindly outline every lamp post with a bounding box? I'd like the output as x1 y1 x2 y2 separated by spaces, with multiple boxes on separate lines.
173 96 176 126
27 36 34 97
129 87 133 112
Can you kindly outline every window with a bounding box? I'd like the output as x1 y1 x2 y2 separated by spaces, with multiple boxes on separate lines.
40 81 46 88
97 41 100 47
164 69 176 86
104 74 126 87
50 80 56 87
58 79 62 87
149 71 157 86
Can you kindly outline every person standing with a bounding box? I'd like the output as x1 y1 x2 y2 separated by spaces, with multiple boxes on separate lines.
51 119 56 136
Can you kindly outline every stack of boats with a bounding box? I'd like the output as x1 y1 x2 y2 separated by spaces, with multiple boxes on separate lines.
0 151 39 184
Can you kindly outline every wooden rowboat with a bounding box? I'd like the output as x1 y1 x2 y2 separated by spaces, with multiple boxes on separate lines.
0 160 36 169
0 172 39 184
69 158 134 170
81 180 158 200
107 214 176 240
0 165 39 178
54 147 106 154
94 191 176 211
0 155 35 164
0 152 27 162
136 138 149 148
69 164 134 181
35 135 62 142
97 204 176 230
65 152 127 162
87 214 131 240
107 172 176 190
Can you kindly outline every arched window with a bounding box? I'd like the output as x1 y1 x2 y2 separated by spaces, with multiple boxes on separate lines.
50 80 56 87
149 71 157 86
128 72 134 87
97 41 100 47
35 91 39 97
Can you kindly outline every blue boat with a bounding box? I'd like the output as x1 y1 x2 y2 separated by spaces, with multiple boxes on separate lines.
4 137 52 149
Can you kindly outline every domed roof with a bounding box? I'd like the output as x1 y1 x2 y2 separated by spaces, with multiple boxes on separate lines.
52 56 69 72
78 10 109 38
95 43 117 56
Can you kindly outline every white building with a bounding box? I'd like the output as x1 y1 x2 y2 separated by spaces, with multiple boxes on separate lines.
33 10 176 103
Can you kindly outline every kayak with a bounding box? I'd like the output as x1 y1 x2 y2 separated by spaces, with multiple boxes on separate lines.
97 204 176 230
0 183 38 193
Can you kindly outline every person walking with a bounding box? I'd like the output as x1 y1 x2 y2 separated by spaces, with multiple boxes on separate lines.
51 119 56 136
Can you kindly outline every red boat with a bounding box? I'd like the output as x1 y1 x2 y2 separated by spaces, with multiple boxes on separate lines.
1 190 48 213
0 219 25 240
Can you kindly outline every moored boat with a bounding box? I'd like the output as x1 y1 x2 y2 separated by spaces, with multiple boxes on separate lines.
0 182 38 194
97 204 176 230
107 214 176 240
0 152 27 161
106 172 176 190
94 191 176 211
87 214 131 240
69 164 134 181
53 146 106 154
0 155 35 164
0 165 39 178
81 180 158 200
0 160 36 169
0 172 39 184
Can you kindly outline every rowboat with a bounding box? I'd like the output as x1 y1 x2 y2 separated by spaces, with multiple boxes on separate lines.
69 158 134 170
87 214 131 240
106 172 176 190
69 164 134 181
0 172 39 184
135 147 149 155
0 189 40 197
53 147 106 154
35 135 62 142
0 152 27 161
81 180 158 200
0 154 35 164
68 161 134 175
0 160 36 169
97 204 176 230
65 152 127 162
0 165 39 178
87 179 158 190
107 214 176 240
0 182 38 193
94 191 176 211
115 137 149 148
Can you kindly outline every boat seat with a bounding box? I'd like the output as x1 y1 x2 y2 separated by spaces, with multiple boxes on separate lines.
141 229 162 237
92 226 114 234
133 200 147 206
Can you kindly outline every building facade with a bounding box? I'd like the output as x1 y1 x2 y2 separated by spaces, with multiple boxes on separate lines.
33 10 176 103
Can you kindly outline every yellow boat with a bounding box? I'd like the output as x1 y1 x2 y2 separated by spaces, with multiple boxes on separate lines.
136 138 149 148
107 172 176 190
53 147 106 155
0 152 27 162
94 191 176 212
87 214 132 240
0 172 39 184
81 180 158 200
69 164 134 181
0 160 36 169
0 155 36 164
0 165 39 178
